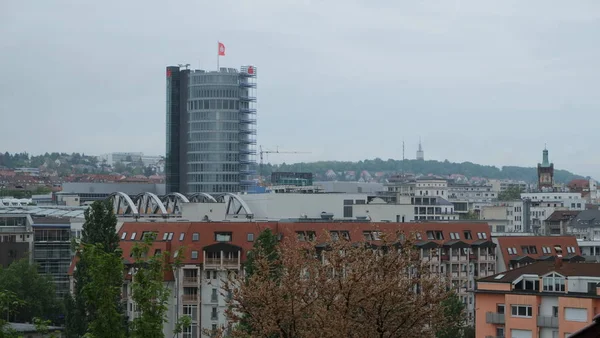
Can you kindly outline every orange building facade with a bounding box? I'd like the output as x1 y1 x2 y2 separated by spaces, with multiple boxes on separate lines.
475 261 600 338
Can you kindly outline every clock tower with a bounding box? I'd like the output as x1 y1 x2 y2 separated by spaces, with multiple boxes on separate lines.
537 146 554 192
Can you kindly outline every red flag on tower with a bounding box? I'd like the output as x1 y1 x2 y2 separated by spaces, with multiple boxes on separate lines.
218 42 226 56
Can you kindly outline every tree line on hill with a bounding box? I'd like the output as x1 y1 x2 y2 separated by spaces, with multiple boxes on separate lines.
264 158 585 183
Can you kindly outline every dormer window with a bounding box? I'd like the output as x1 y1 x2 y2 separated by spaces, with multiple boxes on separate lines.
215 232 232 242
543 273 566 292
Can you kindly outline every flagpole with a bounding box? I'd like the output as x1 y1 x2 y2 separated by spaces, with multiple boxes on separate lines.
217 41 220 71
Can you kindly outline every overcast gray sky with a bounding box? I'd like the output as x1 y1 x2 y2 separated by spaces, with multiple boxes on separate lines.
1 0 599 176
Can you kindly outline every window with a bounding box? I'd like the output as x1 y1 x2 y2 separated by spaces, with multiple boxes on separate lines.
121 232 127 240
306 231 316 241
542 246 551 254
553 306 559 317
215 232 232 242
522 246 530 254
567 246 576 254
463 231 472 240
554 245 563 253
179 233 185 241
497 304 505 314
511 305 533 318
508 248 516 255
565 308 587 322
211 307 218 320
191 251 198 259
296 231 306 241
426 231 435 240
450 232 460 240
192 233 199 241
529 246 537 254
211 288 218 302
130 232 137 240
330 231 340 241
364 231 381 241
154 249 162 256
247 233 254 242
341 231 350 241
142 231 155 240
543 273 566 292
168 232 174 241
163 232 169 241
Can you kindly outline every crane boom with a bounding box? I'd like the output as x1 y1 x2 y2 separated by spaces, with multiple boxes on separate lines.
258 146 311 179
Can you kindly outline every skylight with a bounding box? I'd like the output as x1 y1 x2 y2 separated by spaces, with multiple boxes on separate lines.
494 274 505 280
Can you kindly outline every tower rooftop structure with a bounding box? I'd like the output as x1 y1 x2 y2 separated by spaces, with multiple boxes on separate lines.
416 138 424 161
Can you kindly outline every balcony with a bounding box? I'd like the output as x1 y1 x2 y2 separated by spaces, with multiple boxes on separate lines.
183 277 198 285
537 315 558 328
485 312 505 324
182 294 199 302
204 255 241 269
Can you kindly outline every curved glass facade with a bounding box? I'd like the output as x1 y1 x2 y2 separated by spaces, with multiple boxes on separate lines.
184 68 256 193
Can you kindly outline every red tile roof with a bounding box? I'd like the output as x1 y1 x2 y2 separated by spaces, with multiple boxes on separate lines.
480 261 600 283
114 221 493 280
495 236 580 269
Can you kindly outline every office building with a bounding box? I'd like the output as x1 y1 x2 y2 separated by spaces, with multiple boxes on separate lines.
166 65 257 194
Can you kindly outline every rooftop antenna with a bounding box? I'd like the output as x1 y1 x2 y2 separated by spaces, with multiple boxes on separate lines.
177 63 190 70
402 139 405 176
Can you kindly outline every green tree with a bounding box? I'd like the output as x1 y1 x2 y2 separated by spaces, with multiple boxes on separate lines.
66 200 122 338
0 290 24 337
80 243 126 338
497 186 523 201
129 233 189 338
244 228 279 278
435 292 468 338
0 259 60 324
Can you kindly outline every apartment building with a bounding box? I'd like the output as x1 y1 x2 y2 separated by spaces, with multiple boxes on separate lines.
0 214 33 268
475 261 600 338
113 220 495 336
493 236 582 273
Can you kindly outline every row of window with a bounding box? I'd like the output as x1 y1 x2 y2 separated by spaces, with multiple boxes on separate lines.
189 111 241 121
188 99 241 111
188 163 240 172
497 303 588 322
190 74 239 85
189 131 240 142
507 245 577 255
187 152 241 162
424 230 486 241
188 141 240 152
187 184 241 193
188 174 240 183
190 121 240 131
120 231 240 242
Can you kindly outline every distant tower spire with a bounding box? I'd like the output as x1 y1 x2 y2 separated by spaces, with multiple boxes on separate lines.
416 137 424 161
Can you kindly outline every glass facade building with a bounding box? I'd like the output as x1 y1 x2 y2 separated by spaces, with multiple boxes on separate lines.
166 66 257 193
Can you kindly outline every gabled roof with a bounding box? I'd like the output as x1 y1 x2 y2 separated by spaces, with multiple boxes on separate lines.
480 261 600 283
443 240 470 248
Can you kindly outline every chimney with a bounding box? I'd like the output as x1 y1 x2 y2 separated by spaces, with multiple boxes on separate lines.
555 253 563 269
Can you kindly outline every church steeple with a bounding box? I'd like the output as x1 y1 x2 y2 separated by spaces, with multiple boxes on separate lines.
541 145 550 167
537 145 554 191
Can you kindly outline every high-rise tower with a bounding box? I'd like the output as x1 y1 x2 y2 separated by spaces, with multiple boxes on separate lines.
166 65 257 194
537 146 554 192
416 138 424 161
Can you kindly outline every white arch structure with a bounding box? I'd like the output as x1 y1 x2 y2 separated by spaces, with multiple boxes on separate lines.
134 192 168 215
106 191 253 217
214 193 253 216
108 192 139 217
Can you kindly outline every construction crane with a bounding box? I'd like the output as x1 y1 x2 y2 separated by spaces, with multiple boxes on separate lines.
259 146 310 180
